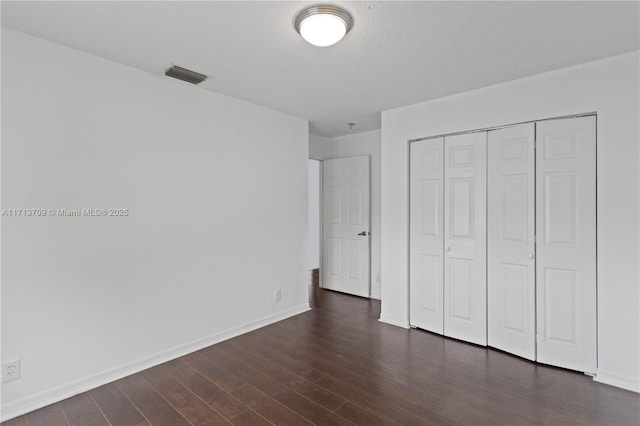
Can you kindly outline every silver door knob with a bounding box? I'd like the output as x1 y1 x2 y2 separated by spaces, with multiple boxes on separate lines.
445 246 451 252
528 253 534 259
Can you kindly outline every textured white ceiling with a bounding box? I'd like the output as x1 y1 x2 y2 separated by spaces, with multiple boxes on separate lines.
2 1 638 137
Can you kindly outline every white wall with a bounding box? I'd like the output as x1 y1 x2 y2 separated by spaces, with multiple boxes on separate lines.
328 130 382 299
381 52 640 392
309 134 331 160
1 28 309 419
307 160 320 270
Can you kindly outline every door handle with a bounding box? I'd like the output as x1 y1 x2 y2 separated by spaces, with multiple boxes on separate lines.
528 253 535 259
357 231 369 236
445 246 451 252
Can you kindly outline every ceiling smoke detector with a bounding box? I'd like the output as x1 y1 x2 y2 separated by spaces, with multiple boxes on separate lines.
294 4 353 47
165 65 208 85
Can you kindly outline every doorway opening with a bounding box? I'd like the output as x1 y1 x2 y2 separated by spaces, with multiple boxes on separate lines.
307 159 321 302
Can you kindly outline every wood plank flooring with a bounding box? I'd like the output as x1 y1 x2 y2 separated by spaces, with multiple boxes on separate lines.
4 269 639 425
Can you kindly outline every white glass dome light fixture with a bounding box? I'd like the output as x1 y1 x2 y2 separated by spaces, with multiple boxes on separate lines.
295 4 354 47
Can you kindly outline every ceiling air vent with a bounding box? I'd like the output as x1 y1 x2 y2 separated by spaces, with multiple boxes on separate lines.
164 65 207 85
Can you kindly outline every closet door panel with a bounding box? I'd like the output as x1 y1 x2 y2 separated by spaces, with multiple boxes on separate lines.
410 138 444 333
487 124 536 360
536 116 596 373
444 132 487 345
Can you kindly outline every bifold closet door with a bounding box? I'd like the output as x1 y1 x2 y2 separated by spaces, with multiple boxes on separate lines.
444 132 487 346
487 124 536 360
536 116 596 374
409 137 444 333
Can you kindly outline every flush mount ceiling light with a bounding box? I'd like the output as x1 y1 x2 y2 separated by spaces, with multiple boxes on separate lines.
294 4 353 47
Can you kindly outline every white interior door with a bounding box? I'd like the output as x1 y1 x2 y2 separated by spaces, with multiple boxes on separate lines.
444 132 487 345
322 156 370 297
536 116 596 373
410 138 444 333
487 124 536 360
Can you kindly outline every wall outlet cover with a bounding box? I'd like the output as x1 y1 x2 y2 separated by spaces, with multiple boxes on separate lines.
2 359 21 383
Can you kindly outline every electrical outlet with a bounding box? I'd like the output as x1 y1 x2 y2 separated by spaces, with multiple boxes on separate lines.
274 289 282 302
2 359 20 384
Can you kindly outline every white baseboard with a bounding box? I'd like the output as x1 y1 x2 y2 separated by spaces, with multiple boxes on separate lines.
378 316 410 329
1 303 310 422
594 368 640 393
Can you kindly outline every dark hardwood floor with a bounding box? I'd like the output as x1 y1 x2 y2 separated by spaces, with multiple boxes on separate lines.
4 269 639 425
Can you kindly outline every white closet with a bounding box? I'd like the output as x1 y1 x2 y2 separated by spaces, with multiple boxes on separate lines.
487 123 536 360
534 117 597 373
409 115 597 373
410 132 487 345
443 133 487 345
410 137 445 334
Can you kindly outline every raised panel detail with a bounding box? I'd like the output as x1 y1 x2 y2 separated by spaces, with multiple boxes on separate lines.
348 240 361 280
329 186 341 225
450 178 474 239
420 180 439 236
501 174 528 242
544 172 577 246
449 145 475 168
348 186 362 226
419 254 439 313
449 258 473 321
500 263 528 334
544 133 578 159
544 268 577 345
501 138 528 162
329 238 341 277
420 150 439 170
